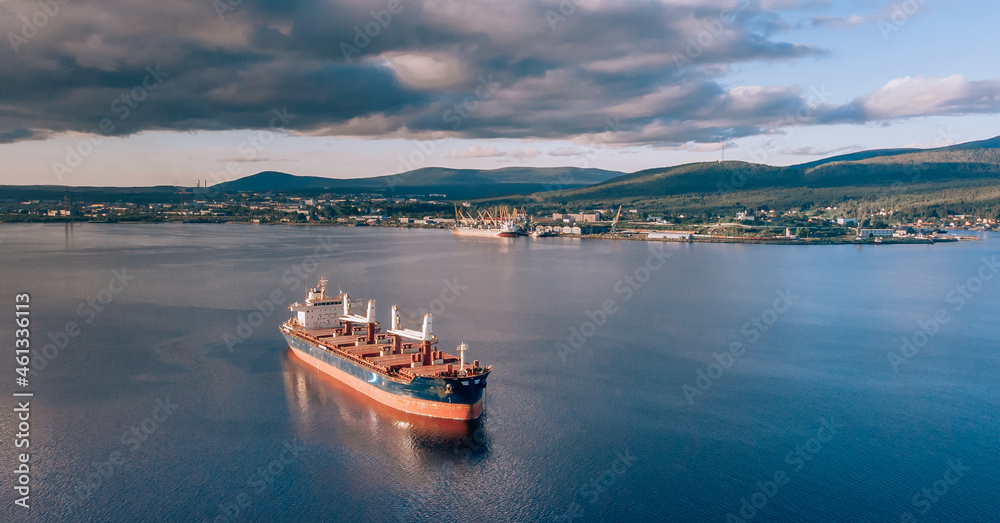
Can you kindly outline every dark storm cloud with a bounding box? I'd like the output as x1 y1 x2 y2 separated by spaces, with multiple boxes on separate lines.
2 0 989 147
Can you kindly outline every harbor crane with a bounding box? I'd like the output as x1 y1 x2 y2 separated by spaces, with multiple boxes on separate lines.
611 205 623 233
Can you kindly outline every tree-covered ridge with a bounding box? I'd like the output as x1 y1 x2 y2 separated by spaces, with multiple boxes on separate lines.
508 137 1000 220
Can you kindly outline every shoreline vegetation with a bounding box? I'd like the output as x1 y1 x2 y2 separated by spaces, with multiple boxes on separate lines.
0 216 982 245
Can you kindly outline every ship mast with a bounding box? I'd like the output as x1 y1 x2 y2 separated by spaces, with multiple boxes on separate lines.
458 342 468 375
317 274 328 298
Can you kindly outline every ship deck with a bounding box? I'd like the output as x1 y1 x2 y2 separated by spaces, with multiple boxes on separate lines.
288 324 483 381
343 345 384 358
405 362 464 378
370 353 418 371
306 328 346 338
314 333 368 347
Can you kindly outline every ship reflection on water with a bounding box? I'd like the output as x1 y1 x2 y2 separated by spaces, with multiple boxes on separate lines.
280 348 493 472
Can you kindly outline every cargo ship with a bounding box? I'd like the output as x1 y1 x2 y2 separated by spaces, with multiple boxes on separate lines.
453 205 526 238
280 276 491 420
454 221 523 238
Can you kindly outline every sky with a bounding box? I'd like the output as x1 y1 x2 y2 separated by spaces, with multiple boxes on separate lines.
0 0 998 187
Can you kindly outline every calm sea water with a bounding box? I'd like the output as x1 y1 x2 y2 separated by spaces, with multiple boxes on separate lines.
1 223 998 522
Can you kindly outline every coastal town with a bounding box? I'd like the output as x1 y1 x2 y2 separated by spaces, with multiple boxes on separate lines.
2 188 992 244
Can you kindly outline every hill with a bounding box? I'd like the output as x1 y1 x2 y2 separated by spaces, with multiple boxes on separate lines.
0 167 624 204
507 136 1000 219
211 167 624 199
0 185 188 204
4 136 999 221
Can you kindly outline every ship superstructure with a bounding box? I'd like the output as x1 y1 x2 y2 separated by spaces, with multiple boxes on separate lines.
280 276 491 420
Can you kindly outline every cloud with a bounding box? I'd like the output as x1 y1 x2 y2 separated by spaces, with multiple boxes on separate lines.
378 52 466 90
809 13 867 29
824 75 1000 123
508 148 542 159
0 0 995 151
548 147 584 157
808 0 935 31
448 146 502 159
217 156 297 163
689 142 728 153
781 145 862 156
0 0 832 146
447 146 540 159
0 128 49 142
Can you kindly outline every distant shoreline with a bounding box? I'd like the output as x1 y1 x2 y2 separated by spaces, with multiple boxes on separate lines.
2 219 984 245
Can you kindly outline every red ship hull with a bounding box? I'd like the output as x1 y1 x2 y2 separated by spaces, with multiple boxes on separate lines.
288 346 485 420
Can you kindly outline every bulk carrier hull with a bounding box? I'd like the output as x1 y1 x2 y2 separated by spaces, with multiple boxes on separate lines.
279 277 491 421
283 332 487 420
453 226 523 238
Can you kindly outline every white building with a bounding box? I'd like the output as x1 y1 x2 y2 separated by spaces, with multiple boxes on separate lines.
647 231 693 240
859 229 893 237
